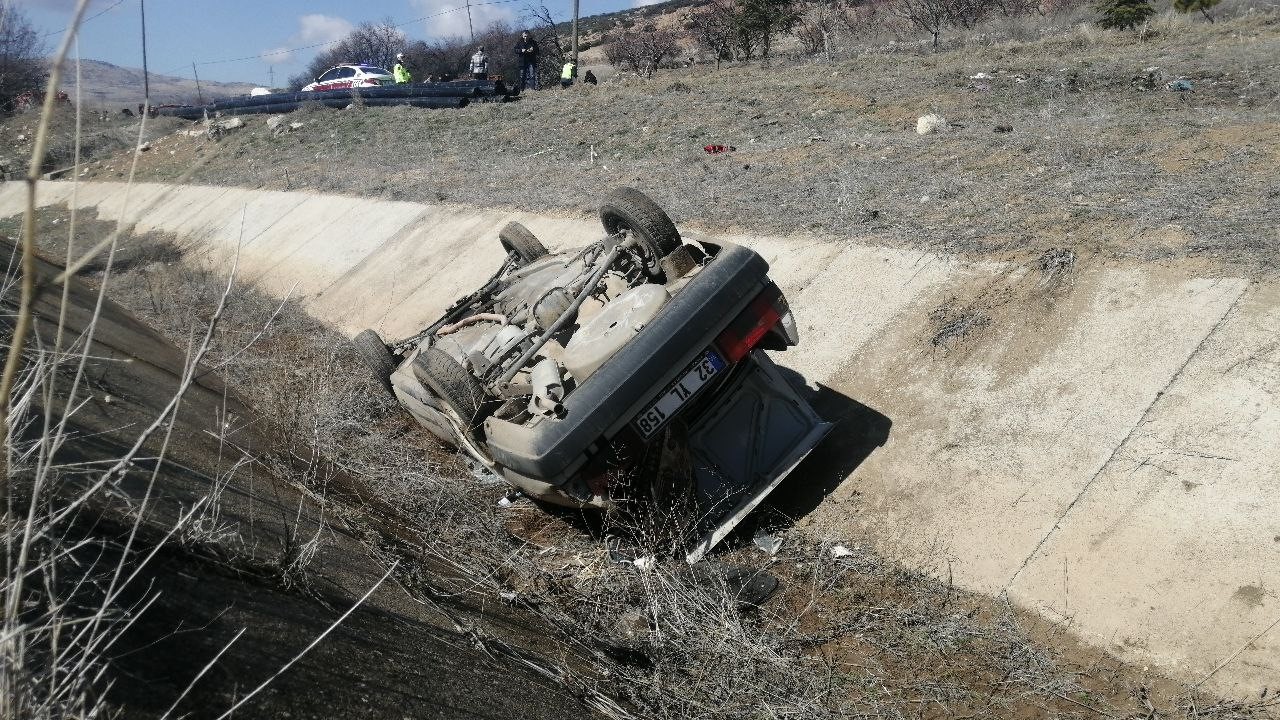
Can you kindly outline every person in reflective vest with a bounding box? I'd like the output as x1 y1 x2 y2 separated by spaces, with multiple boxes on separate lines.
560 60 576 88
393 53 412 84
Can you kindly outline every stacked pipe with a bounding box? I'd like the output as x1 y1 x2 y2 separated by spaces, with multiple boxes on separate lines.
157 80 514 120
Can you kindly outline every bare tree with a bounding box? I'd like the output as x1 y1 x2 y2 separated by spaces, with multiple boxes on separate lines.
288 21 409 89
604 26 680 78
0 7 48 114
890 0 952 49
522 4 570 88
687 0 739 68
794 2 841 59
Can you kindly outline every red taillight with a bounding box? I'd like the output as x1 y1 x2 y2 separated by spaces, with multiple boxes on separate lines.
716 284 784 363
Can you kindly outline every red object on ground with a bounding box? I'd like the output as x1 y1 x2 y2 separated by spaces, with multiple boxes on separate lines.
703 144 736 154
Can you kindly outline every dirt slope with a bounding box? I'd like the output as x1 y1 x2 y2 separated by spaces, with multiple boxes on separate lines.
105 13 1280 279
1 236 605 719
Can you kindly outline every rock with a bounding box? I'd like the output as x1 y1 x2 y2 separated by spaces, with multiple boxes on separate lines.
289 122 305 130
209 117 244 132
266 115 285 131
137 142 151 152
994 124 1014 133
916 114 946 135
970 72 994 80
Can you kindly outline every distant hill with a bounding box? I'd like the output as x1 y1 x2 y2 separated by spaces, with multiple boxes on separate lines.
53 59 257 108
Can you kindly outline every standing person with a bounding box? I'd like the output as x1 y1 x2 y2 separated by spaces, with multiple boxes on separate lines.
393 53 412 84
560 59 576 88
470 46 489 81
514 31 539 91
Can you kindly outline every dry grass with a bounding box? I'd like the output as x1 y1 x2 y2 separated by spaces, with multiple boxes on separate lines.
112 10 1280 277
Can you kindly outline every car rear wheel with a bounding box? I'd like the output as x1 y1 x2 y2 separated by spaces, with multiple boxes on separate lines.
353 329 395 395
499 222 549 266
599 187 682 274
411 346 490 435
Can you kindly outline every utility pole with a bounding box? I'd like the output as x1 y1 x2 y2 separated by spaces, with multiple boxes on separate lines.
268 66 275 88
571 0 579 68
140 0 150 112
466 0 475 44
192 62 204 105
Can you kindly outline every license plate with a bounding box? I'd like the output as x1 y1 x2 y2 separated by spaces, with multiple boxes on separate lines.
634 350 727 439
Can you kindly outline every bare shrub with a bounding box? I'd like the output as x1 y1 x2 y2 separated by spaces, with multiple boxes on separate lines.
0 7 47 115
688 0 741 67
890 0 993 47
605 26 681 78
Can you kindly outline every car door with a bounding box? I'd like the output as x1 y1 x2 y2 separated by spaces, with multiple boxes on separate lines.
329 66 357 90
308 67 340 91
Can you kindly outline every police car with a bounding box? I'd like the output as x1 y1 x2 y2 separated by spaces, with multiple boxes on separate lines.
301 64 395 92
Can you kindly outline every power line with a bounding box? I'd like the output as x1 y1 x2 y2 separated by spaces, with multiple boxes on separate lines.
40 0 127 38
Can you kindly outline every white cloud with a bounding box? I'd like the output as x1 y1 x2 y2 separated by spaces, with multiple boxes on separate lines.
409 0 514 40
631 0 666 6
261 14 355 66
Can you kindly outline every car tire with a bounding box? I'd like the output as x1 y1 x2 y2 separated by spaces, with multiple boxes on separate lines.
353 329 395 395
499 222 549 265
598 187 682 274
412 346 490 434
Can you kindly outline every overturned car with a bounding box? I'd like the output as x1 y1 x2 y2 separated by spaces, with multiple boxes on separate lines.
355 189 830 560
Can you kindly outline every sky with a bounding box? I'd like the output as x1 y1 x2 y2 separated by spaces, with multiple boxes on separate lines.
9 0 658 85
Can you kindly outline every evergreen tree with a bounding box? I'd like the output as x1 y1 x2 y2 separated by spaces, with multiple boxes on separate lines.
1094 0 1155 29
1174 0 1221 22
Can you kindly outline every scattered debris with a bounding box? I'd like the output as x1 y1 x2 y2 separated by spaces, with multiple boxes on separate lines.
497 490 523 508
137 142 151 152
499 590 518 602
1166 79 1194 92
994 124 1014 133
916 114 946 135
753 532 783 555
830 545 854 558
703 144 735 154
970 72 994 80
632 556 657 572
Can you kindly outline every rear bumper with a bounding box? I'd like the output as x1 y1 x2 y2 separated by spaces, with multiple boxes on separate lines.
482 241 771 485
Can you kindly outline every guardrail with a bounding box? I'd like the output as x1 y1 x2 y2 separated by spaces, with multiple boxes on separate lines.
156 80 515 120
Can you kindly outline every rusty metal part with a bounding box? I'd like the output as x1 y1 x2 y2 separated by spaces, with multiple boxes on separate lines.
436 313 507 337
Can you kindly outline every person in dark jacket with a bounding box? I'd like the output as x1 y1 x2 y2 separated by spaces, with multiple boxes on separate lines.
514 31 539 91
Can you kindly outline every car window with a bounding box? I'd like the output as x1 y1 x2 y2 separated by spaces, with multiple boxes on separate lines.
360 66 390 76
317 68 339 81
336 67 357 78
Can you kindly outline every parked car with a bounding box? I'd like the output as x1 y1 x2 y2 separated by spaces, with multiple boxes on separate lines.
354 189 831 561
301 64 395 92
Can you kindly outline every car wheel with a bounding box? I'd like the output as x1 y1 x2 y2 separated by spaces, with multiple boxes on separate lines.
411 346 490 434
353 329 395 395
598 187 682 274
499 221 549 265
